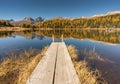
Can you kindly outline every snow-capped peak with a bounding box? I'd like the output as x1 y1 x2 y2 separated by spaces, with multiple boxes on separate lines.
92 11 120 18
92 14 104 17
106 11 120 15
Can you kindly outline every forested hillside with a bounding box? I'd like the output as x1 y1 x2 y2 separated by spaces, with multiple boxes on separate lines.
37 14 120 28
1 14 120 28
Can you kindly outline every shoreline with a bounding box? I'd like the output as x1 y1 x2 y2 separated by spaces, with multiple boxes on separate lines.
0 27 120 32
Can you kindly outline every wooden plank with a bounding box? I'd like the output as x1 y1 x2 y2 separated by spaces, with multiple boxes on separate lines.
26 42 58 84
54 42 80 84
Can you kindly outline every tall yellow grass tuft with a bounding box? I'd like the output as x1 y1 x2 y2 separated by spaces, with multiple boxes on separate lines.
67 45 107 84
0 46 48 84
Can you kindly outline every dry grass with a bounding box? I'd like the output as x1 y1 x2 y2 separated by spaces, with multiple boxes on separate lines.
67 45 108 84
0 46 48 84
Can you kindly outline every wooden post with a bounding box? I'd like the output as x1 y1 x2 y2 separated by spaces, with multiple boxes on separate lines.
52 34 54 42
61 34 64 42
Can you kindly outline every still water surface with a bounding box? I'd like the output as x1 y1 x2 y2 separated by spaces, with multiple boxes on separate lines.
0 30 120 83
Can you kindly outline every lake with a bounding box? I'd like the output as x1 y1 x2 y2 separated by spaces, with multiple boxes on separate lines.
0 29 120 83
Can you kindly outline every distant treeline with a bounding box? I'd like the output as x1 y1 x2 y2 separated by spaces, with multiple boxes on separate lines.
1 14 120 28
0 20 13 27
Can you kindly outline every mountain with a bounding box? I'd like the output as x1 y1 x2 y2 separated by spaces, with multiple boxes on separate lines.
92 11 120 18
4 10 120 25
106 11 120 15
14 16 44 24
7 19 14 23
81 11 120 18
23 17 34 23
34 17 44 22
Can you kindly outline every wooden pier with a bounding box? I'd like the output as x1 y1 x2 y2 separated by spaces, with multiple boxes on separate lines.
26 42 80 84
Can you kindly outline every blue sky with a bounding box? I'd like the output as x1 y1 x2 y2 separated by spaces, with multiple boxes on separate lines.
0 0 120 20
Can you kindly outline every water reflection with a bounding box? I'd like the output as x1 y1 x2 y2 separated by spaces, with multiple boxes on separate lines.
1 30 120 43
12 32 45 40
0 30 120 61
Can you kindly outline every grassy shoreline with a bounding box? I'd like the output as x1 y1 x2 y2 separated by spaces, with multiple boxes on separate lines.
67 45 108 84
0 47 48 84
